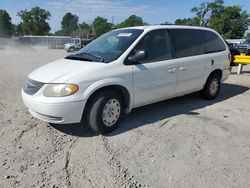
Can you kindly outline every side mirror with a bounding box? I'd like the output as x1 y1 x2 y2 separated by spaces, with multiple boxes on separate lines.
128 49 146 63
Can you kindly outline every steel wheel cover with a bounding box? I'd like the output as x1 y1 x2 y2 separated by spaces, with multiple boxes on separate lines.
102 99 121 127
209 78 219 96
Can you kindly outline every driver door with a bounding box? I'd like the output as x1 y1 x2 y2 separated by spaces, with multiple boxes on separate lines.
131 29 178 107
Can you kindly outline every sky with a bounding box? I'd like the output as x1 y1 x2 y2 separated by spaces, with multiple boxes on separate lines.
0 0 249 33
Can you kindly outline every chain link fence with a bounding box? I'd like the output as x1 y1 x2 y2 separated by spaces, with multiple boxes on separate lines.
0 36 72 49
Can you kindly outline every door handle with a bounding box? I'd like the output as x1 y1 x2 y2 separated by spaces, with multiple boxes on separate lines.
168 68 177 73
179 67 187 71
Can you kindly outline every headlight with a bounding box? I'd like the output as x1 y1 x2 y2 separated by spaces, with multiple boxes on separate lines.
44 84 79 97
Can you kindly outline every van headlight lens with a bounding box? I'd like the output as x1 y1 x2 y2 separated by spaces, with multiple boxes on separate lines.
44 84 79 97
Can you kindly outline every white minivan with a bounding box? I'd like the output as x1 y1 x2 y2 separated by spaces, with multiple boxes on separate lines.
22 25 230 134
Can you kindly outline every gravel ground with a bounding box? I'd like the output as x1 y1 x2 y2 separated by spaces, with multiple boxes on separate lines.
0 46 250 188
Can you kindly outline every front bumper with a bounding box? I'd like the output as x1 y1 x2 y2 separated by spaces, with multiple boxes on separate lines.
22 90 86 124
64 45 70 51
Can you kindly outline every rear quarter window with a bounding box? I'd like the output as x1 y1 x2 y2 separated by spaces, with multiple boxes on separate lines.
201 30 226 54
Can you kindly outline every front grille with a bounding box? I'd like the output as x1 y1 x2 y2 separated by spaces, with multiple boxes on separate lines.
23 78 44 95
238 46 249 54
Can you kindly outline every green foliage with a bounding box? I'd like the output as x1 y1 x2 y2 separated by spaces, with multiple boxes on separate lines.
17 7 51 35
8 2 248 40
116 15 144 28
175 17 200 26
210 6 249 39
191 0 224 26
16 24 23 36
56 12 79 36
11 24 17 35
92 17 112 37
55 14 146 37
160 21 172 25
0 9 12 38
72 22 93 38
79 22 90 30
175 0 249 39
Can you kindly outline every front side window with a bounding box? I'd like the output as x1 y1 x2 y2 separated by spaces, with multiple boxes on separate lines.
131 29 173 63
67 29 143 63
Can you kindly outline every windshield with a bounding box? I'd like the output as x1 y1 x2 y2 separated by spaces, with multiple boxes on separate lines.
66 29 143 63
70 39 80 44
242 39 250 44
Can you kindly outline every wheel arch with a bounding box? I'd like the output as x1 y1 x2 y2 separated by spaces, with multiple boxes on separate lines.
201 68 222 100
83 81 133 116
203 69 223 86
210 69 222 80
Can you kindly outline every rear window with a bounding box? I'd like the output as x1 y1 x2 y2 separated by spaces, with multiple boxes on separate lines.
201 30 226 54
170 29 204 58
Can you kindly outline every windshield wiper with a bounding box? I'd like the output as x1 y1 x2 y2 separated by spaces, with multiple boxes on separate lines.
77 52 105 62
65 55 93 62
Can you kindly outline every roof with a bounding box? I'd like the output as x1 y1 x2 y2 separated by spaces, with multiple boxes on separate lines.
118 25 215 32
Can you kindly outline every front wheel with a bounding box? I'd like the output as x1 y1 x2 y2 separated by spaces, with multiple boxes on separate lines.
69 47 75 52
86 90 123 134
201 73 221 100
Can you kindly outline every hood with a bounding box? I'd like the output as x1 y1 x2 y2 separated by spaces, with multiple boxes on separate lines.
29 58 106 83
64 43 73 46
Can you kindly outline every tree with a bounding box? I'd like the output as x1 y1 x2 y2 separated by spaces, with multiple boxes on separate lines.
161 21 172 25
117 15 144 28
0 9 12 37
92 16 112 36
175 17 200 26
57 12 79 36
17 7 51 35
191 0 224 26
175 0 249 38
175 0 223 26
16 24 23 35
210 6 249 39
72 22 93 38
79 22 90 30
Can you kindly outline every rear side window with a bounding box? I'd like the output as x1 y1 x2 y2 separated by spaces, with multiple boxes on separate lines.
133 29 173 63
201 30 226 53
170 29 204 58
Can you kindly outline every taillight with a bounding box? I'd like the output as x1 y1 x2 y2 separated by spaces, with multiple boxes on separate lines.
228 52 232 64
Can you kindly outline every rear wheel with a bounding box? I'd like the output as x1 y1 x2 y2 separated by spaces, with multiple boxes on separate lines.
86 90 123 134
201 73 221 100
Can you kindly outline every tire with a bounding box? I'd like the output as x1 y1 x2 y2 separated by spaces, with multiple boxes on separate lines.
201 73 221 100
69 47 75 52
86 90 124 134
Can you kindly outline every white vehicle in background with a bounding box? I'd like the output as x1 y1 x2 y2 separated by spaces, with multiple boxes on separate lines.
22 25 230 134
64 38 82 52
64 37 96 52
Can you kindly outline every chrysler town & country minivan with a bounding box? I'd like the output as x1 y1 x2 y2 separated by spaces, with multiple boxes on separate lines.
22 25 230 134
